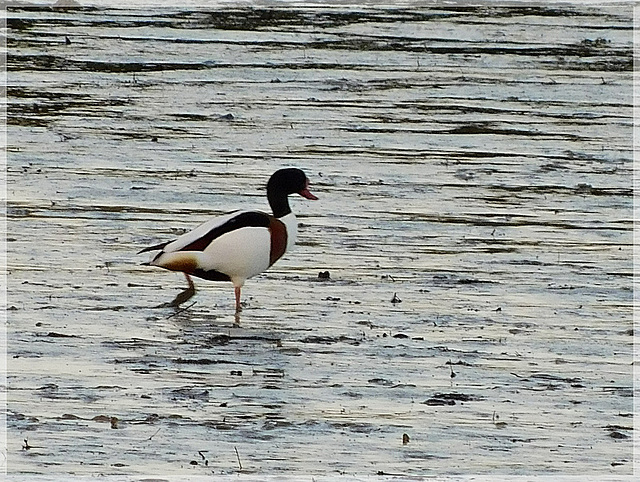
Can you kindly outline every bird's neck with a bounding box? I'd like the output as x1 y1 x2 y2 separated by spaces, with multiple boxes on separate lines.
268 190 291 218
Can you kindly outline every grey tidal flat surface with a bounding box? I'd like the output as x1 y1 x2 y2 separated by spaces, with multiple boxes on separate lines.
5 2 636 480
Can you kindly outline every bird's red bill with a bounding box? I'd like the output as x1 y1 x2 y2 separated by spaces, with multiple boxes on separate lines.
299 178 318 200
299 188 318 200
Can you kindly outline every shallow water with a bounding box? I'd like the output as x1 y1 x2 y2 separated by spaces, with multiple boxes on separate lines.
5 3 635 480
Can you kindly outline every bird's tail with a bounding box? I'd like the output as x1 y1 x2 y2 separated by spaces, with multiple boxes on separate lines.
137 241 169 255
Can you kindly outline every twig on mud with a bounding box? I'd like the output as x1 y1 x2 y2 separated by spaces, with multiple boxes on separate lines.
22 439 42 450
199 450 209 466
148 428 161 441
234 446 243 470
166 301 197 319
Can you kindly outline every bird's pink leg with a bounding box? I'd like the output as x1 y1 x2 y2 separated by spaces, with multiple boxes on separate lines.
235 286 242 313
185 273 195 291
169 273 196 307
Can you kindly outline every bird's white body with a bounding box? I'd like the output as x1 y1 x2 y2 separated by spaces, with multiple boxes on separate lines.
150 212 297 288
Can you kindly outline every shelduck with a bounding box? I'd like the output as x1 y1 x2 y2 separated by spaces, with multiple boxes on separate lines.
139 168 318 312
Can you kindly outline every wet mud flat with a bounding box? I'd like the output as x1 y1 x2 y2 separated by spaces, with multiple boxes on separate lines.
5 2 635 479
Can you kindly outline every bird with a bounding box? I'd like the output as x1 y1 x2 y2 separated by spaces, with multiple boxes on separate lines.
138 168 318 313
